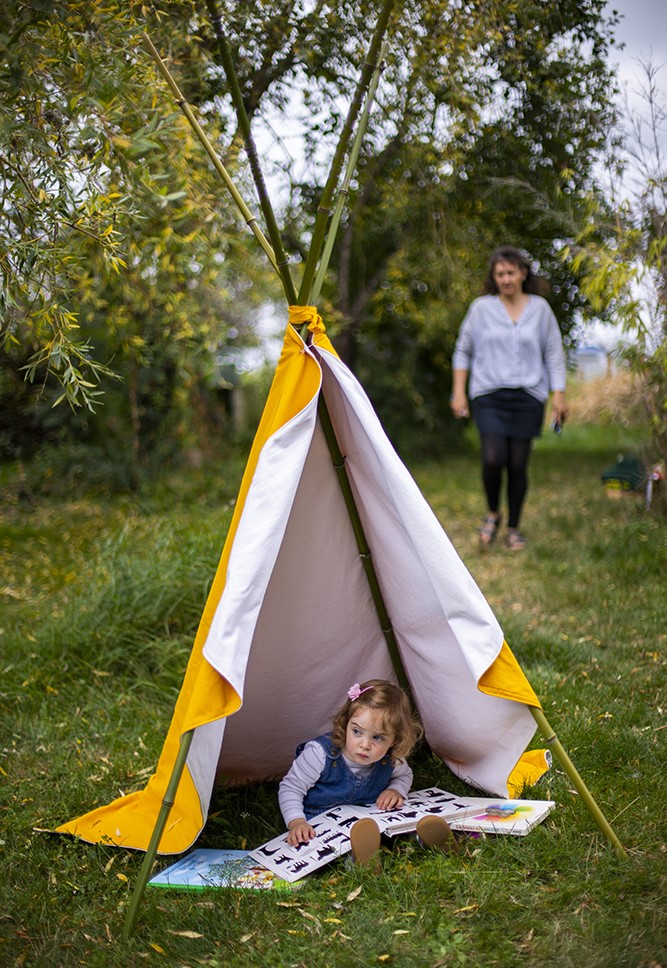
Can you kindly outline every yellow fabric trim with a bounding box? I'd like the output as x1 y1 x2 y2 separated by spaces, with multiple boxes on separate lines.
288 304 326 337
57 313 334 853
507 749 551 798
478 641 542 708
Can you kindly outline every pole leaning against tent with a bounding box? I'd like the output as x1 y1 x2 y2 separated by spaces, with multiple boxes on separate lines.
122 730 194 939
192 0 411 693
200 7 412 693
316 388 409 689
530 707 625 858
310 39 389 306
296 0 397 304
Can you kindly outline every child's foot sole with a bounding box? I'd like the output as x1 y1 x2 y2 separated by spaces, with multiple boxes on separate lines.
416 816 460 854
350 817 381 868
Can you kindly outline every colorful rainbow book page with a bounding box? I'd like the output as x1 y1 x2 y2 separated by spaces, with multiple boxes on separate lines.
147 848 302 891
448 797 556 836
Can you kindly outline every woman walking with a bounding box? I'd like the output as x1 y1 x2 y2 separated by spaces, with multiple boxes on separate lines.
450 246 568 550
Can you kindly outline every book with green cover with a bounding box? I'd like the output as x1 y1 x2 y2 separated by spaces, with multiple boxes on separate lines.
148 848 301 891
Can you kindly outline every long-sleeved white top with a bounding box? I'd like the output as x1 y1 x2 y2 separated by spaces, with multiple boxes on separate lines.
452 294 567 402
278 740 414 827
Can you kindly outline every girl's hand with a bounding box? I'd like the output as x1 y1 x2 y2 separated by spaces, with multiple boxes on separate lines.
286 818 316 846
376 788 405 811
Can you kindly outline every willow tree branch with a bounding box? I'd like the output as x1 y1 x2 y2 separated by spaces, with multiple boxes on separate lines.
142 32 278 272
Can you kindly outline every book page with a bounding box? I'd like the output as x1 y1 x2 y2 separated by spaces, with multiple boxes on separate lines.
249 787 485 881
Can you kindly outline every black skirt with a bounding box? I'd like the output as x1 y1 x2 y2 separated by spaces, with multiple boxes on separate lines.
471 389 545 440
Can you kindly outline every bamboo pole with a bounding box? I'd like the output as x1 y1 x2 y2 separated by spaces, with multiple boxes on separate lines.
297 0 397 305
310 40 388 306
142 32 279 274
316 394 409 689
205 0 297 305
122 729 195 939
530 707 625 858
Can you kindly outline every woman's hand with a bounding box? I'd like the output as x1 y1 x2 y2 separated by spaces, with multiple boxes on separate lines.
450 391 470 419
551 390 569 426
375 788 405 811
451 369 470 418
286 818 316 846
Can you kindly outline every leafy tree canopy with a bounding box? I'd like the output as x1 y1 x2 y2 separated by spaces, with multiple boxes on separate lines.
0 0 621 464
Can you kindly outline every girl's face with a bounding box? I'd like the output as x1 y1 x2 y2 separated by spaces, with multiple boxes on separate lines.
343 706 395 765
492 259 527 298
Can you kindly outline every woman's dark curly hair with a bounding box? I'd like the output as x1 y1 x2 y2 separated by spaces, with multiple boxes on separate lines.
331 679 423 761
483 245 550 296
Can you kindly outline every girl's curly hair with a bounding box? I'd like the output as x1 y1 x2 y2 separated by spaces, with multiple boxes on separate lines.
331 679 423 761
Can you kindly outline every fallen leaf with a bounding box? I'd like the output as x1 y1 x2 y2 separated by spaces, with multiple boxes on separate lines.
346 886 363 902
240 933 254 943
149 942 166 953
168 930 204 939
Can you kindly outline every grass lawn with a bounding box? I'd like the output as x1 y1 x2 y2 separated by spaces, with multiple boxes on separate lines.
1 405 665 967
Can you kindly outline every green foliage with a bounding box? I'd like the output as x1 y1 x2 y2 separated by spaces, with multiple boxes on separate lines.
0 0 625 464
296 0 621 448
0 0 273 470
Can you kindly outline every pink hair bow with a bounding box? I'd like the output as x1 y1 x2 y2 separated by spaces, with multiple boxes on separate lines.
347 682 372 701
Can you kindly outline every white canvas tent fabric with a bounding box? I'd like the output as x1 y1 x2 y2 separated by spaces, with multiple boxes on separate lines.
58 308 546 854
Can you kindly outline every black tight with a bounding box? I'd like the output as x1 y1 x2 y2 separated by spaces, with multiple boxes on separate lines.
480 434 533 529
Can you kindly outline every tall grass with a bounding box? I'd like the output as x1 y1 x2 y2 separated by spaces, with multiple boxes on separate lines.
0 407 664 967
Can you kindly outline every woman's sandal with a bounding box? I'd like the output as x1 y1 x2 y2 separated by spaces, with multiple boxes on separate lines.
505 529 527 551
478 513 501 546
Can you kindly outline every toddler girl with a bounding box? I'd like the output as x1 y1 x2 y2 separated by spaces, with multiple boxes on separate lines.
279 678 457 864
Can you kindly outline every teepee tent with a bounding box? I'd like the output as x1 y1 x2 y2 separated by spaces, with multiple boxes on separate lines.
57 306 550 855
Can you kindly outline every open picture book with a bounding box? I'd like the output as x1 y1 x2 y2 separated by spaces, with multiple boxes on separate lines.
249 787 556 882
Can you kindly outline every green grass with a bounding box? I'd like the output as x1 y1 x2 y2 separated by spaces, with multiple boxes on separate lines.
1 417 665 967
